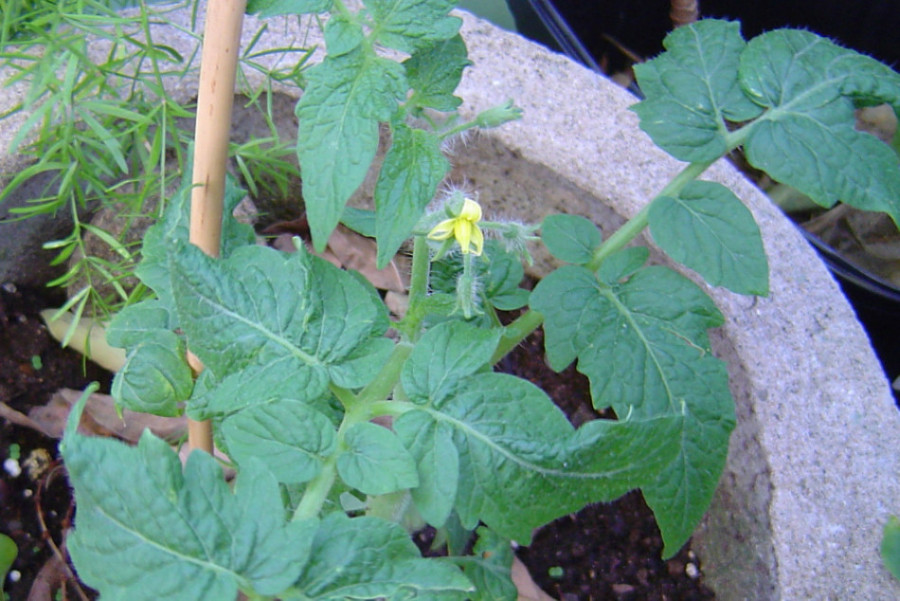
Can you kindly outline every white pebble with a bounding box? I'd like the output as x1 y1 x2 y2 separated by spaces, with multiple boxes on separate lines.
8 570 21 583
685 562 700 579
3 458 21 477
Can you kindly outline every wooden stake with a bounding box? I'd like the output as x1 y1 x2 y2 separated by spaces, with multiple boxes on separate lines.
187 0 246 454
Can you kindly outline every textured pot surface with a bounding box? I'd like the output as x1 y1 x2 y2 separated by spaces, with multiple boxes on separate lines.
2 4 899 599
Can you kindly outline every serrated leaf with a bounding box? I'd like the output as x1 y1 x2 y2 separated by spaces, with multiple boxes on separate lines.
296 49 407 251
541 214 602 264
649 180 768 295
337 422 419 495
882 516 900 582
222 400 337 484
61 395 316 601
398 369 682 543
324 14 364 56
107 301 192 416
401 321 500 405
597 247 649 285
136 172 254 308
456 527 517 601
295 513 473 600
168 242 391 393
430 241 529 317
187 358 330 420
531 265 735 555
739 28 900 225
405 35 471 112
632 20 763 162
246 0 331 16
364 0 461 54
375 124 450 268
393 410 459 526
482 247 529 310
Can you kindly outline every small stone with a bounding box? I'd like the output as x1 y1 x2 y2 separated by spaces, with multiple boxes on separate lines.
2 458 21 478
686 562 700 579
8 570 20 583
611 583 635 594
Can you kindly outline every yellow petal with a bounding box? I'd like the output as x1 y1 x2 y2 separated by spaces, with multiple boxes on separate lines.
427 218 456 241
455 220 473 253
469 223 484 255
460 197 483 222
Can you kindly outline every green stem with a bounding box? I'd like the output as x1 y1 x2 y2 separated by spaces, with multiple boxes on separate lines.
408 236 429 311
489 308 544 365
357 342 413 405
329 382 360 412
586 159 714 271
292 454 337 521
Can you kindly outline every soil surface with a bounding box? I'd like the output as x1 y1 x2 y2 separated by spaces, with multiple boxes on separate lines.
0 284 108 601
500 321 715 601
0 284 715 600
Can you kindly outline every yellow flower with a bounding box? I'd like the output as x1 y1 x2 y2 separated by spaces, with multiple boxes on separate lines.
427 197 484 255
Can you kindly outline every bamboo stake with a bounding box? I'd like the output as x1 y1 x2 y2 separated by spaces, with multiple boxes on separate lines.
187 0 246 453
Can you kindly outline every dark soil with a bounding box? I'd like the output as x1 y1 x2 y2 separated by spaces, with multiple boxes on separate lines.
500 322 716 601
0 284 108 601
0 283 715 600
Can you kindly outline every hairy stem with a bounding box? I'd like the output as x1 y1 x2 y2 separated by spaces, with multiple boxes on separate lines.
357 343 413 405
292 455 337 521
489 308 544 366
586 158 713 271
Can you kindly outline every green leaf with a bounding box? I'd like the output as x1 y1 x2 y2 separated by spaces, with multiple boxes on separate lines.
405 35 471 112
454 527 517 601
541 214 602 265
482 246 529 310
168 242 391 394
365 0 461 54
597 247 649 285
222 400 338 484
430 241 529 317
295 513 473 600
324 13 364 56
408 373 681 543
531 265 735 556
296 49 407 251
0 534 16 601
61 394 316 601
396 320 683 544
632 20 763 162
341 207 377 238
375 124 450 268
136 172 254 308
187 358 332 420
882 516 900 582
246 0 331 16
107 302 193 416
739 28 900 225
401 321 501 405
393 410 459 527
337 422 419 495
649 180 769 295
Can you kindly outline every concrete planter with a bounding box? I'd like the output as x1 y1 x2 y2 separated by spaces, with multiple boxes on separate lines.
2 4 899 599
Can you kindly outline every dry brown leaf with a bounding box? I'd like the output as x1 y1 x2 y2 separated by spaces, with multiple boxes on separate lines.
264 218 406 292
26 553 67 601
512 556 557 601
27 388 186 443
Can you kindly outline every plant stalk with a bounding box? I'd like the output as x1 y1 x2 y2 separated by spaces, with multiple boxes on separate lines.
186 0 246 454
